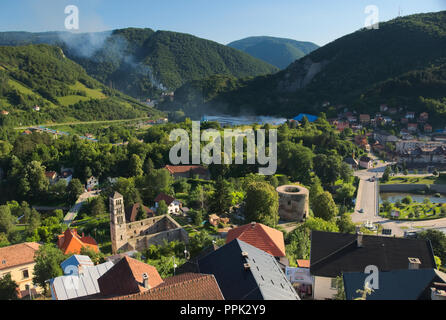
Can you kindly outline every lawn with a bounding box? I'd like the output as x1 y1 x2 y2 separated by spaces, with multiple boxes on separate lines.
381 176 446 185
57 82 106 106
380 199 446 220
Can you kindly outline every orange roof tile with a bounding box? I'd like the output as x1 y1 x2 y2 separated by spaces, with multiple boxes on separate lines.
296 259 310 268
164 165 208 175
98 256 163 297
226 222 286 257
108 273 224 300
0 243 40 270
57 229 99 255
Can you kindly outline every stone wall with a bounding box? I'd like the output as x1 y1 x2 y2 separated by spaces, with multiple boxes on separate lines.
380 184 446 194
276 185 309 222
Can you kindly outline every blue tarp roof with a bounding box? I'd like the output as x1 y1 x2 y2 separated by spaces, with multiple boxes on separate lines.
293 113 319 122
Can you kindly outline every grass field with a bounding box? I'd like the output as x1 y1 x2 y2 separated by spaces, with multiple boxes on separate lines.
381 176 446 185
380 199 446 220
58 82 106 106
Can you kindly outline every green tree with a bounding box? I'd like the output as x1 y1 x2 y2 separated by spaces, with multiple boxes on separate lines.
0 273 18 300
66 178 84 204
136 205 148 221
0 205 15 235
244 181 279 227
157 200 168 215
33 244 66 295
382 166 392 182
417 229 446 265
80 246 105 265
210 178 232 215
90 197 106 216
312 191 338 221
336 214 356 233
129 154 144 177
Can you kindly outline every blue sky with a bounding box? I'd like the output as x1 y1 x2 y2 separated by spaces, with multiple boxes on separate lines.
0 0 445 46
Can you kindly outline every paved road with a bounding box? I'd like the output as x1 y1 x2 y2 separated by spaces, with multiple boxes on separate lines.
63 190 101 226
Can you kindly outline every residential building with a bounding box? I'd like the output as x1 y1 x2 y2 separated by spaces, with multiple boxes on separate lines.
33 105 40 112
50 256 114 300
388 108 397 114
226 222 287 263
359 156 373 169
380 104 388 112
86 176 98 191
154 193 182 215
336 120 350 131
164 165 210 180
208 214 229 227
406 112 416 119
0 242 42 298
45 171 58 185
197 239 300 300
344 157 359 169
359 114 370 124
57 229 99 255
408 123 418 132
401 117 409 124
1 110 9 115
424 124 433 133
107 273 224 300
343 268 446 300
126 203 155 222
59 170 73 185
420 112 429 122
109 192 188 254
310 231 437 300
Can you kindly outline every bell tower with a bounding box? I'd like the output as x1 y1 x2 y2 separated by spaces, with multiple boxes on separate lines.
110 192 127 254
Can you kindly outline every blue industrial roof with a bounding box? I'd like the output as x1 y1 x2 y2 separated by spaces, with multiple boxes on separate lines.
293 113 319 123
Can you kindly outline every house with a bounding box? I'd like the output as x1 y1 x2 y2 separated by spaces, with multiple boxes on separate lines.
354 135 368 148
1 110 9 115
347 115 357 123
401 118 409 124
86 176 98 191
107 273 224 300
0 242 42 299
344 157 359 169
154 193 182 215
208 214 229 227
57 228 99 255
310 231 437 300
110 192 188 254
424 124 433 133
380 104 388 112
359 114 370 124
197 239 300 300
45 171 58 185
343 268 446 300
408 123 418 132
286 260 313 298
126 203 155 222
164 165 210 180
225 222 286 260
336 120 350 131
388 108 397 114
420 112 429 122
59 170 73 185
97 256 164 297
406 112 416 119
50 256 114 300
33 105 40 112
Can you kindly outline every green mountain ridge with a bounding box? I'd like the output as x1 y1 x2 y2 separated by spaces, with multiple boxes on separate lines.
163 11 446 122
0 29 279 100
0 44 160 127
228 36 319 69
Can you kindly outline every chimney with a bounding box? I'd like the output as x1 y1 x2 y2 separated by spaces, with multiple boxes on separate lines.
251 222 256 228
142 273 150 289
357 232 364 248
243 263 250 271
241 251 249 258
408 257 421 270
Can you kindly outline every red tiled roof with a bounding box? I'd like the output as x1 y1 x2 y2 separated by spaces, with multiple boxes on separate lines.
98 256 163 297
154 193 175 205
45 171 57 178
0 243 40 270
57 229 99 255
226 222 286 257
164 165 208 175
296 259 310 268
126 203 155 222
108 273 224 300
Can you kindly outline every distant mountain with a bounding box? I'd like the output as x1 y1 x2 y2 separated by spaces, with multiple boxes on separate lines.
164 11 446 124
228 36 319 69
0 44 160 127
0 29 279 99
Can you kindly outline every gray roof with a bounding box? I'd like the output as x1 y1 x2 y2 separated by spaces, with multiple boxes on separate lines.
343 268 446 300
198 239 300 300
50 261 114 300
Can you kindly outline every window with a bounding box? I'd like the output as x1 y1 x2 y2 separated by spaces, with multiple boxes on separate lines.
22 269 29 279
330 278 338 289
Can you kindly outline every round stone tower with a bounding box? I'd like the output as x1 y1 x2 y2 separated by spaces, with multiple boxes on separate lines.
276 185 309 222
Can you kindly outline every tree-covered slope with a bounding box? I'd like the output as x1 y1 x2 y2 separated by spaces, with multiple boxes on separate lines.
164 11 446 119
228 36 319 69
0 44 160 126
0 28 279 99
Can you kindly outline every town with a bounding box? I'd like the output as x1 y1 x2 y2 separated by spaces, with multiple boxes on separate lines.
1 0 446 307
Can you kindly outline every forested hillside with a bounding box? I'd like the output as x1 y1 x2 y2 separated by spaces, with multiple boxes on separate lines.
164 11 446 120
0 44 160 126
0 29 279 99
228 36 318 69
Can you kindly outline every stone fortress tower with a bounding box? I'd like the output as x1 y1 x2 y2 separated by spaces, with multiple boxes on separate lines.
110 192 128 254
276 185 309 222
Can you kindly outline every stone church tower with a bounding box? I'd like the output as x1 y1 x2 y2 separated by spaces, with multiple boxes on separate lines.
110 192 128 254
